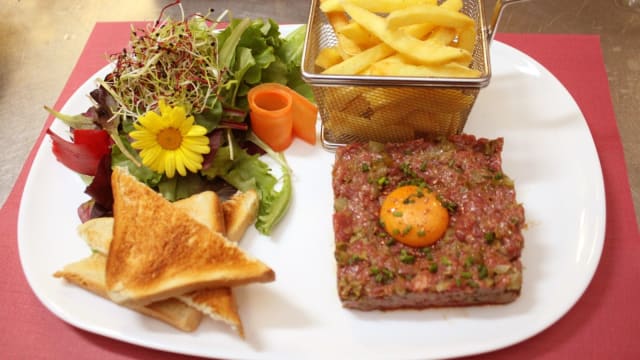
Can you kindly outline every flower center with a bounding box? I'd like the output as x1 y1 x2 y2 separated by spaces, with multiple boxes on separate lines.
156 128 183 150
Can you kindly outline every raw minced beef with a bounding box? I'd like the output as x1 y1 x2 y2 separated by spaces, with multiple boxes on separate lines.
332 134 525 310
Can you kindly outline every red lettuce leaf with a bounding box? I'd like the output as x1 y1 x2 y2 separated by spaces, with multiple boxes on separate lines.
47 128 112 176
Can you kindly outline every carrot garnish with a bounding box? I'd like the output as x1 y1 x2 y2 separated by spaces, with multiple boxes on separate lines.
247 83 318 151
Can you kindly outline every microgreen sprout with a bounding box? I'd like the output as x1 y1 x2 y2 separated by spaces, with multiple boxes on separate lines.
104 4 223 119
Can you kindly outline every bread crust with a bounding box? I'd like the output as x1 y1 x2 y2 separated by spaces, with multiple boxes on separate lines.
75 188 260 336
54 253 203 332
106 168 274 306
223 189 259 243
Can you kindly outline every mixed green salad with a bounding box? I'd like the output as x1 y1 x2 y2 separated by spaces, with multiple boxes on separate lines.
45 5 312 235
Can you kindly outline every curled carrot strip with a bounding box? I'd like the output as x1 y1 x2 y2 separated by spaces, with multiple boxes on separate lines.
247 86 294 151
248 83 318 151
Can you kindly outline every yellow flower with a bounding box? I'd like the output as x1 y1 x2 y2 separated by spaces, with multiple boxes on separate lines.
129 100 210 178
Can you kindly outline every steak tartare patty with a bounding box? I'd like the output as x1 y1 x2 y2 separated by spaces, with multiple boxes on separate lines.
332 134 525 310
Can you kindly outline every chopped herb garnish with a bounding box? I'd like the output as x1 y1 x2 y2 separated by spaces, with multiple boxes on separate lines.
478 264 489 279
439 197 458 212
464 256 475 268
348 254 365 265
466 279 479 288
422 247 433 260
429 263 438 273
400 162 413 176
399 249 415 264
361 163 370 172
484 231 496 244
441 256 452 266
382 268 395 279
370 266 395 284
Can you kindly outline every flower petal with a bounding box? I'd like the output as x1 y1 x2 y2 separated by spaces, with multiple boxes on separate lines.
129 100 211 178
164 151 176 178
174 150 187 177
186 124 208 137
138 112 163 132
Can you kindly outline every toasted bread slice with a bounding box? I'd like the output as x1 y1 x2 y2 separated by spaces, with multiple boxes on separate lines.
178 287 243 336
78 190 259 337
174 190 243 336
223 189 259 243
174 191 245 337
106 168 275 305
78 217 113 255
78 191 227 255
173 191 226 235
54 253 203 332
79 190 258 253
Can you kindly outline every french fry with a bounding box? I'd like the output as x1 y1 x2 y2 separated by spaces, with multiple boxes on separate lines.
340 94 372 117
322 43 395 74
322 6 362 58
320 0 438 13
315 47 344 69
338 21 381 48
323 8 350 31
336 33 363 58
426 27 458 46
326 87 367 110
361 87 406 110
414 89 476 113
405 110 460 136
341 3 471 66
399 0 465 40
439 0 464 12
399 23 438 39
369 58 481 78
369 103 418 126
325 113 415 143
457 26 477 54
386 4 475 31
313 0 482 142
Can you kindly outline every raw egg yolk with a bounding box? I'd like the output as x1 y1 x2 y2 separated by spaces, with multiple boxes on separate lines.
379 185 449 247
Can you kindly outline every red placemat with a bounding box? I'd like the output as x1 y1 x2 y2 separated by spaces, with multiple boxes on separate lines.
1 23 638 359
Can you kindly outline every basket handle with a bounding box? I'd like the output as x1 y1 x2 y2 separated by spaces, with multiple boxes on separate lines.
486 0 529 43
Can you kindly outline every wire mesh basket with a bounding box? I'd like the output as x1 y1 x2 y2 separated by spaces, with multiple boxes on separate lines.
301 0 525 149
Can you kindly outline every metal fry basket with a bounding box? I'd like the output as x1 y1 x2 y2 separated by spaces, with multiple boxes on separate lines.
301 0 526 149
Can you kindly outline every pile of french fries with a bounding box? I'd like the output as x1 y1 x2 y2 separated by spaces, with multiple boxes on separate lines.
315 0 480 77
317 85 477 143
312 0 481 144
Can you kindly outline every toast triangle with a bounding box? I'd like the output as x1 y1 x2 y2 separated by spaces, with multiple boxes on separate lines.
54 253 203 332
222 189 259 243
78 190 260 336
173 190 244 337
106 167 275 305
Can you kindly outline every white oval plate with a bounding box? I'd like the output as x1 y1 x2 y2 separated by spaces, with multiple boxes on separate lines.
18 30 605 359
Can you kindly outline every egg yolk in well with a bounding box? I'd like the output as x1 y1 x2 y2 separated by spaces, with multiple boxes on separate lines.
379 185 449 247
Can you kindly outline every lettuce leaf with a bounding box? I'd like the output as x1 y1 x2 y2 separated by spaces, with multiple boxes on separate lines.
201 136 291 235
217 20 312 110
